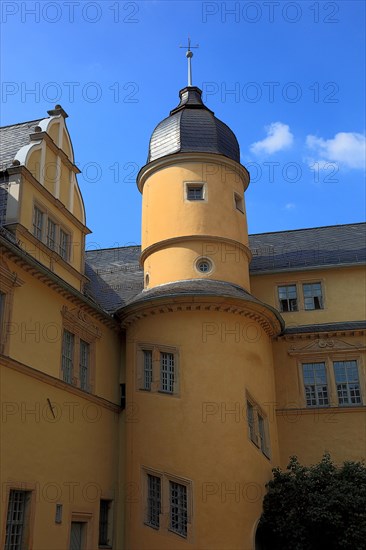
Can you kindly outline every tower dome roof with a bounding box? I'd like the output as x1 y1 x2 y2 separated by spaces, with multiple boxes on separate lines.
147 86 240 163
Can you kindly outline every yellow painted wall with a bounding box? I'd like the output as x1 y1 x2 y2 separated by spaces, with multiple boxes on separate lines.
250 266 366 325
125 308 279 550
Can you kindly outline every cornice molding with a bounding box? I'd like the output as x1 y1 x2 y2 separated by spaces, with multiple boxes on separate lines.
61 305 102 339
119 295 282 337
137 152 250 193
0 353 120 413
6 166 91 235
277 329 366 342
29 131 81 174
140 235 252 265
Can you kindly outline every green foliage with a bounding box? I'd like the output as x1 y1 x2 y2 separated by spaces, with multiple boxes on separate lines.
257 453 366 550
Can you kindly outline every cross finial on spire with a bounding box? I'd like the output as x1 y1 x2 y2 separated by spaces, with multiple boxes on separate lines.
179 37 199 87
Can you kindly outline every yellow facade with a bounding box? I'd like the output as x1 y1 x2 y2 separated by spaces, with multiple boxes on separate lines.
0 94 365 550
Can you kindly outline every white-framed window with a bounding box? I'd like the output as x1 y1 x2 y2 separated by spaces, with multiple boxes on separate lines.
5 489 32 550
146 474 161 529
33 206 44 240
333 360 362 405
143 350 153 391
303 282 323 310
246 394 270 458
278 284 298 312
302 362 329 407
169 481 188 538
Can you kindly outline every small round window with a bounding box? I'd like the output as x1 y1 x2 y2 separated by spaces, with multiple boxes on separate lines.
196 258 212 274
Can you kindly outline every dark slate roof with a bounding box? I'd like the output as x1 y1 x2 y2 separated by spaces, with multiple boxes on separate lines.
284 320 366 334
148 87 240 163
0 119 42 170
84 223 366 313
84 246 144 312
249 223 366 273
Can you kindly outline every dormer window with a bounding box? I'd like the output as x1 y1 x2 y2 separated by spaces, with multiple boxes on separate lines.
33 206 44 240
32 204 71 262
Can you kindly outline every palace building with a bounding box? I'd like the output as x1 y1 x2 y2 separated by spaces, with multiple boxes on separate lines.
0 76 365 549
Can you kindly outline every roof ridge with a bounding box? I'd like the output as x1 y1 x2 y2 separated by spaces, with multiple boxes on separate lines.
0 118 43 130
249 222 366 237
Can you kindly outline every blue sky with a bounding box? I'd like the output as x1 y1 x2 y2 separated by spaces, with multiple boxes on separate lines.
1 0 365 249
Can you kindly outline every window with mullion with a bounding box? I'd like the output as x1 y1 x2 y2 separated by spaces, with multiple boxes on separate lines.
46 218 57 250
62 330 74 384
278 285 298 312
334 360 362 405
160 352 175 393
5 490 30 550
79 340 90 392
246 401 256 443
187 185 203 201
303 282 323 310
146 474 161 528
59 229 70 261
143 350 153 391
169 481 187 538
33 206 44 240
302 362 329 407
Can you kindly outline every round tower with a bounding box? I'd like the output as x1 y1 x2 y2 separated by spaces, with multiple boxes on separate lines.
120 80 284 550
138 86 252 291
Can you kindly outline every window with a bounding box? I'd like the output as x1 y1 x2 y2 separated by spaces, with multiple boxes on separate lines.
46 218 57 250
169 481 188 538
303 282 323 310
62 330 74 384
59 228 70 261
33 206 44 240
32 205 72 262
196 258 213 274
138 345 178 395
187 184 204 201
246 395 270 458
246 401 256 443
79 340 90 392
146 475 161 529
143 350 152 391
160 352 175 393
334 360 362 405
5 490 31 550
143 470 191 540
278 285 298 312
234 193 244 213
98 500 112 547
302 362 329 407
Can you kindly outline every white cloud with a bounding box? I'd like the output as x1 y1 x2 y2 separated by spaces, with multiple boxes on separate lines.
250 122 294 155
284 203 296 210
306 132 365 169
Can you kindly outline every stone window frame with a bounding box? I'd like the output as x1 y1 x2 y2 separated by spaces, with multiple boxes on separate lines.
245 392 271 459
141 467 193 542
298 352 364 408
32 200 73 262
136 343 180 397
276 278 326 312
184 181 208 203
60 306 101 393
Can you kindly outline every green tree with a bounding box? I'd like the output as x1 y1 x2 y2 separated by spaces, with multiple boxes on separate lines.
256 453 366 550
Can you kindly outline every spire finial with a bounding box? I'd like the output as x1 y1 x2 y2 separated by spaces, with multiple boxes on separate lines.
180 37 199 87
